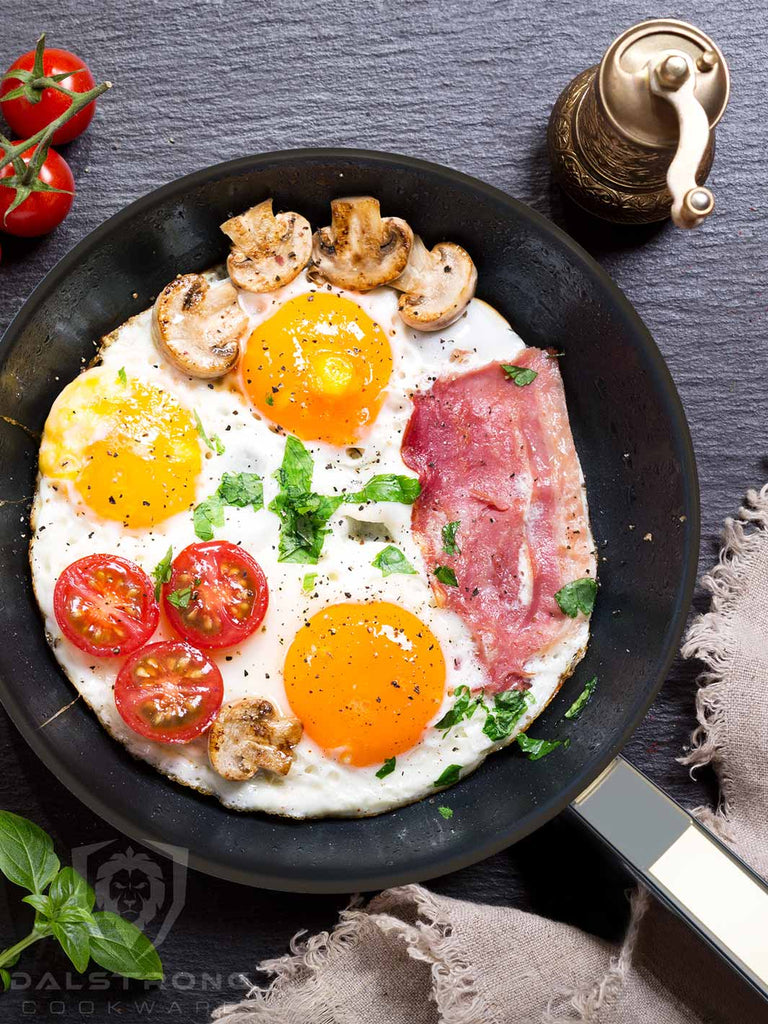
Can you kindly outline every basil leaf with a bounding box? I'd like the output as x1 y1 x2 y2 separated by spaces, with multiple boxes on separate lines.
0 969 10 992
193 495 225 541
302 573 318 593
52 905 94 925
87 911 163 981
151 546 173 602
22 893 53 916
433 764 462 788
167 586 193 610
554 578 598 618
117 367 127 385
274 435 314 496
501 364 538 386
517 734 563 761
217 472 263 510
482 690 529 742
344 474 421 505
438 806 453 820
51 920 91 974
193 410 224 455
564 676 597 720
269 438 342 564
371 545 417 577
441 520 461 556
0 811 60 894
435 685 484 734
375 757 396 779
434 565 458 587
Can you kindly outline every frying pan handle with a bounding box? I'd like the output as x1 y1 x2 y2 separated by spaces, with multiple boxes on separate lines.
571 755 768 1001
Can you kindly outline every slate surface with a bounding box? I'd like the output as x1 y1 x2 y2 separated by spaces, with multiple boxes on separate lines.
0 0 765 1019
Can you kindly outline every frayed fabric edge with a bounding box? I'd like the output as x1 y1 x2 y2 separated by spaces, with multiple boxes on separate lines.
679 484 768 820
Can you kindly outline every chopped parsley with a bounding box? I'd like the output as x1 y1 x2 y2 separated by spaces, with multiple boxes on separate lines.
194 409 225 455
555 578 598 618
371 545 417 577
217 472 263 510
517 734 565 761
375 757 396 779
441 520 461 556
302 572 318 593
117 367 127 385
482 690 530 742
343 474 421 505
193 495 225 541
167 581 198 609
434 565 458 587
269 436 343 564
435 685 484 734
265 394 274 407
564 676 597 720
438 806 453 820
151 546 173 601
501 364 538 386
433 764 462 788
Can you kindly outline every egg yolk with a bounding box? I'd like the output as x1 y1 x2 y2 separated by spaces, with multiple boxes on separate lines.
39 366 202 528
284 602 446 767
241 292 393 446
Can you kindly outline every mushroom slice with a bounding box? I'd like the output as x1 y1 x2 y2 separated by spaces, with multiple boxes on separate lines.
221 199 312 293
391 236 478 331
152 274 247 379
310 196 413 291
208 697 303 781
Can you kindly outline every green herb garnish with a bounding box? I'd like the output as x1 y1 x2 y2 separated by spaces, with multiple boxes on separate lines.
343 474 421 505
268 436 343 564
434 565 458 587
151 546 173 601
442 520 461 556
554 578 598 618
438 806 453 820
517 734 564 761
265 394 274 407
217 471 264 510
435 685 484 734
564 676 597 720
193 495 225 541
193 409 225 455
302 573 318 593
501 364 538 386
376 757 396 779
117 367 127 385
371 545 417 577
0 810 162 988
433 764 462 788
482 689 530 742
167 585 193 609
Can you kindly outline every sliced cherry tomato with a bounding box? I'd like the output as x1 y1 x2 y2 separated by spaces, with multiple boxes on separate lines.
54 554 159 658
1 47 96 144
0 144 74 237
162 541 269 650
115 641 224 744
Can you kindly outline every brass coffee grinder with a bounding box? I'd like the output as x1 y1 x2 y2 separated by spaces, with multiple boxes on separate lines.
548 19 730 227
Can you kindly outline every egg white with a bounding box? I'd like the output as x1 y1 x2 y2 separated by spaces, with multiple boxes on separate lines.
29 269 591 817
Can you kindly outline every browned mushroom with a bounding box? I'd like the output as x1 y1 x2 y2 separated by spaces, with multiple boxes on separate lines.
221 199 312 293
152 274 247 379
208 697 303 780
391 236 477 331
310 196 413 291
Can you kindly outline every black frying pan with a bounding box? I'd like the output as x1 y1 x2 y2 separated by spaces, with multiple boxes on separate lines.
0 148 705 892
11 150 768 998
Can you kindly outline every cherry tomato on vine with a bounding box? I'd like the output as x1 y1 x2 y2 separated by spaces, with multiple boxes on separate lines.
54 554 159 658
162 541 269 650
1 46 96 144
0 143 74 237
115 641 224 744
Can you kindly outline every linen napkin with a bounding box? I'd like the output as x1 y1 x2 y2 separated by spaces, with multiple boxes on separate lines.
214 485 768 1024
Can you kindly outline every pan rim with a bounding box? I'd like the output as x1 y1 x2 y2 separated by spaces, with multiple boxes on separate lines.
0 147 700 892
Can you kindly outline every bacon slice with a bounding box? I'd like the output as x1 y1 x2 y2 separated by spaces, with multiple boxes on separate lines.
401 351 596 693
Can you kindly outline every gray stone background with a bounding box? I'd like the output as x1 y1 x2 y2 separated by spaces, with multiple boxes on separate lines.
0 0 765 1019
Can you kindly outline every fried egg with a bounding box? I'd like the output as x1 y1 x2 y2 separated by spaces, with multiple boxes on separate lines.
30 268 593 817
